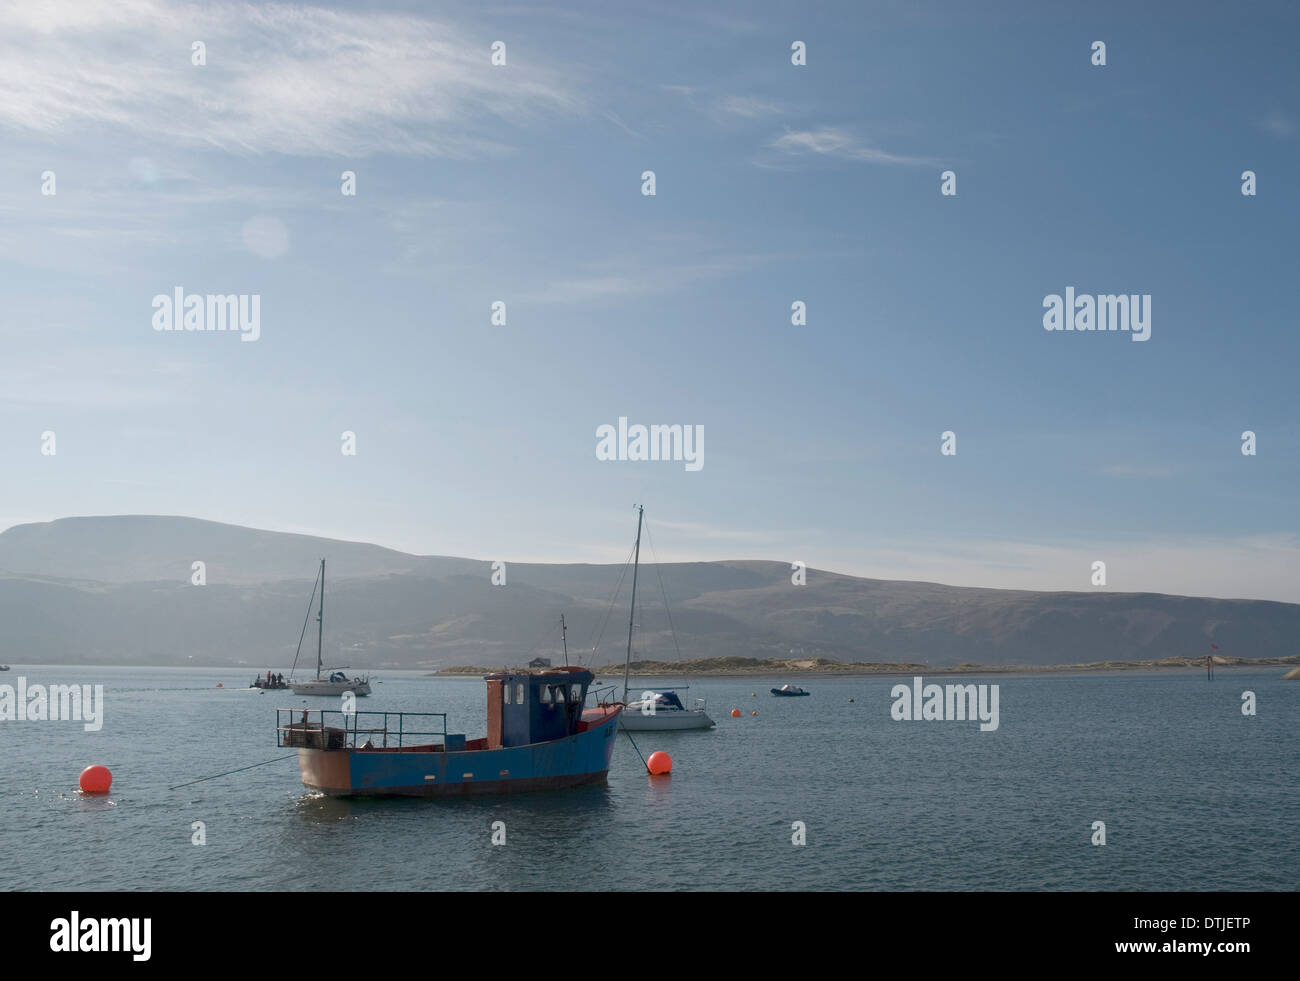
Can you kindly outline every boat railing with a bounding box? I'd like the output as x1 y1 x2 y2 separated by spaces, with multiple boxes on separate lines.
586 684 622 708
277 708 448 750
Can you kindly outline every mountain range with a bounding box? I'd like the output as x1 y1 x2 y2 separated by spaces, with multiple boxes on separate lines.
1 515 1296 669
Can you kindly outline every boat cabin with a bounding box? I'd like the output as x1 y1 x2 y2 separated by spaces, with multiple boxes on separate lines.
641 691 686 710
486 667 593 748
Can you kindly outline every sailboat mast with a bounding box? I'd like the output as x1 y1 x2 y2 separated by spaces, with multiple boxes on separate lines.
560 614 569 667
316 558 325 680
623 505 643 702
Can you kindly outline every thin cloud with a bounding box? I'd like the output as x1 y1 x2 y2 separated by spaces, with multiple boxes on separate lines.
1099 464 1175 478
601 110 643 139
715 95 784 119
1259 112 1295 138
0 0 585 158
522 252 772 304
767 126 932 166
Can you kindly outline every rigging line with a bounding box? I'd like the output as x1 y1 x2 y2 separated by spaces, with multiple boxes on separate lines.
643 517 683 662
582 539 637 665
288 566 321 681
169 754 298 790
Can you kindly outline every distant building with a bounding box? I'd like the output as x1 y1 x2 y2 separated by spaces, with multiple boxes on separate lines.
528 657 552 668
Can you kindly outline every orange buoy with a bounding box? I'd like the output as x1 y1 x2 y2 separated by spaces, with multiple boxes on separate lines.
751 710 757 716
216 683 223 688
646 751 672 775
751 692 756 697
730 708 741 718
79 765 112 794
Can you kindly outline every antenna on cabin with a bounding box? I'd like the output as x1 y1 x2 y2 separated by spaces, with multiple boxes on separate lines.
560 613 569 667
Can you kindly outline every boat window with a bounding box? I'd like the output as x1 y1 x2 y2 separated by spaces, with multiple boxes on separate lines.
554 686 566 702
516 683 524 704
503 684 511 705
571 684 582 702
540 686 552 704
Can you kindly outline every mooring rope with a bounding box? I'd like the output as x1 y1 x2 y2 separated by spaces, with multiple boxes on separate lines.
621 726 651 773
169 753 298 790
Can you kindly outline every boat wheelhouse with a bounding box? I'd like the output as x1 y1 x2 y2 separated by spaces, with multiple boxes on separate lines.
278 666 621 797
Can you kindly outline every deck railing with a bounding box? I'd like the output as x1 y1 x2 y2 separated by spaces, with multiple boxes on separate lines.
585 683 622 708
277 708 448 750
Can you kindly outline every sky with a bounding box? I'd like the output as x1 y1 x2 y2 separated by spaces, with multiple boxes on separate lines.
1 0 1297 601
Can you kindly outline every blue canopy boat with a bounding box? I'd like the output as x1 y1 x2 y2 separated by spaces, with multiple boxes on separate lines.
770 684 810 697
277 667 622 797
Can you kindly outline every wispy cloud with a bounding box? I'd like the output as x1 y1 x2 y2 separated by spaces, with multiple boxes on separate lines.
0 353 197 410
0 0 584 158
766 126 932 166
601 109 643 139
841 533 1300 603
522 250 773 304
1258 112 1295 138
1099 464 1175 478
714 95 784 119
645 518 785 544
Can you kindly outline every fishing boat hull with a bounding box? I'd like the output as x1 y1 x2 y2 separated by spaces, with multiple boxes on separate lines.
295 705 621 797
770 688 810 696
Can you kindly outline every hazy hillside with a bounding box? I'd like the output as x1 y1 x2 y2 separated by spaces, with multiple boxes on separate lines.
1 516 1296 668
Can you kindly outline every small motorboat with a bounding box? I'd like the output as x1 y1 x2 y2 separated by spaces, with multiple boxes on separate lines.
252 674 291 690
770 684 810 697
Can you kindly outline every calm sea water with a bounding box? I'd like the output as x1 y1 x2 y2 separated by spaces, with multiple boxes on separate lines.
1 666 1296 891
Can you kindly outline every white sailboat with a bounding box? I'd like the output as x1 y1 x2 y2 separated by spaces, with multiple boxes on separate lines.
288 559 371 697
618 505 714 731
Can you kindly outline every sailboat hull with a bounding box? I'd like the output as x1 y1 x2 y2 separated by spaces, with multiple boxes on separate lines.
290 679 371 696
619 710 714 731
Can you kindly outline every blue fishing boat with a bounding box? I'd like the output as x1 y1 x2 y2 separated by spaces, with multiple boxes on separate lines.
276 667 622 797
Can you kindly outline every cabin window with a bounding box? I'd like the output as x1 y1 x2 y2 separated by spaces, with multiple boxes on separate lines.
540 686 552 704
503 685 511 705
571 684 582 702
516 683 524 703
554 686 566 703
